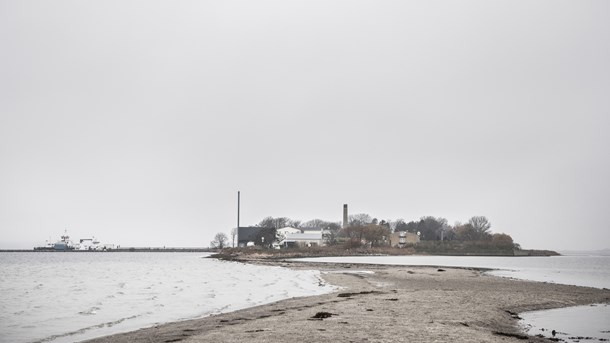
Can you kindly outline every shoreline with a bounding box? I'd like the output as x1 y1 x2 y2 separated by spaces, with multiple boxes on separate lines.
1 248 213 253
82 258 610 343
1 245 560 256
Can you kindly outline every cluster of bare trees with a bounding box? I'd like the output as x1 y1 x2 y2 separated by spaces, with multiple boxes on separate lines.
378 215 515 248
250 215 513 246
209 214 517 250
210 232 229 249
341 224 391 248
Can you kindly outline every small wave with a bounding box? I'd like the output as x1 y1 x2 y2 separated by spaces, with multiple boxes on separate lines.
78 307 101 316
33 314 141 343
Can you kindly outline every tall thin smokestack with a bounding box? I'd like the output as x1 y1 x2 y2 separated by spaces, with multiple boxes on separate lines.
237 191 240 246
343 204 348 228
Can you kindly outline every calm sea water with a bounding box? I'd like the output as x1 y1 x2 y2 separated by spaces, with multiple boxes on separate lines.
2 253 609 343
0 252 336 343
297 254 610 289
520 303 610 342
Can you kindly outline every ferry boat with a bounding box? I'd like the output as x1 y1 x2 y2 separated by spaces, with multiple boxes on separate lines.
54 231 75 251
34 230 75 251
34 231 115 251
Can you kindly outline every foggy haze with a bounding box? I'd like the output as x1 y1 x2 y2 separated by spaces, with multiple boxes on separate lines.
1 1 609 251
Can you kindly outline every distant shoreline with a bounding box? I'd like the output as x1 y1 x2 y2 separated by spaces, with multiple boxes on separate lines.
0 246 558 256
209 246 560 261
0 248 213 253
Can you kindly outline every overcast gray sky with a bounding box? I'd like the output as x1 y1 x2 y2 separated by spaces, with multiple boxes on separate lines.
1 0 609 251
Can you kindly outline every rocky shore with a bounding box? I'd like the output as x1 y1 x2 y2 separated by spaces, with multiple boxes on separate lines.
83 258 610 343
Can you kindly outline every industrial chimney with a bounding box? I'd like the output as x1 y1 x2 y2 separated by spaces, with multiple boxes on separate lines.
343 204 348 228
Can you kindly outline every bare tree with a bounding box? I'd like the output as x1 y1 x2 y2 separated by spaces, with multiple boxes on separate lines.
349 213 373 227
454 216 493 242
491 233 513 247
340 226 365 247
258 216 291 229
302 218 327 229
230 227 237 247
392 219 408 232
288 219 302 228
255 227 276 248
340 223 390 248
378 219 390 229
454 224 477 241
362 224 391 247
322 222 342 246
210 232 229 249
416 216 448 240
468 216 491 234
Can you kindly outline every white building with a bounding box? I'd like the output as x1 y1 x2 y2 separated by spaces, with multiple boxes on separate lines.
276 227 302 240
281 231 323 248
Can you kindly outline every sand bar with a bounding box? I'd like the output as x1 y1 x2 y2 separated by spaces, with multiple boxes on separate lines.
84 260 610 343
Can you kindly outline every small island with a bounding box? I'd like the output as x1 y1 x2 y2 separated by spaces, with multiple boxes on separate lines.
210 207 558 258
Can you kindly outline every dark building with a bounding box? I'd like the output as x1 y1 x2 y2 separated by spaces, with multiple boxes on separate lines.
237 227 264 247
238 226 278 247
237 227 260 246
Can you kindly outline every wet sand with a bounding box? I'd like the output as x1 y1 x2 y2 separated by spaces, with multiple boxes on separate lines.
84 260 610 343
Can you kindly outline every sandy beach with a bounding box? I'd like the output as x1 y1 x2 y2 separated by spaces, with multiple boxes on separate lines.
83 260 610 343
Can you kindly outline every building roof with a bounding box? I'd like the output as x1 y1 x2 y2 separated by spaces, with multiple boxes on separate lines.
284 232 322 241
